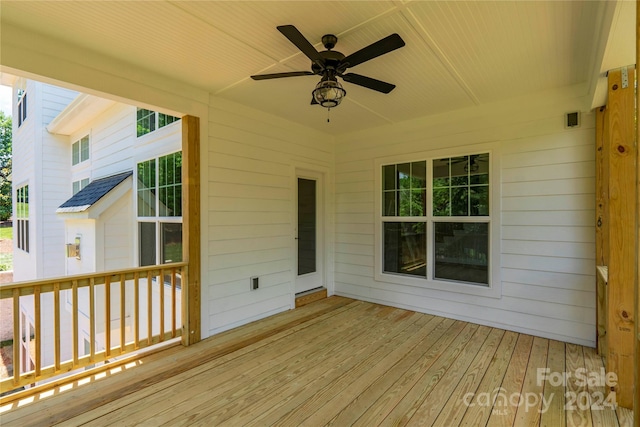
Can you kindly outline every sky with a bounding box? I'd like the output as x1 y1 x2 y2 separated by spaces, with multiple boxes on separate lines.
0 85 12 116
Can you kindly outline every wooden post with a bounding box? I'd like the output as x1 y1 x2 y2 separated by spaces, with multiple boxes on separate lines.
119 276 125 351
606 66 636 409
635 0 640 418
12 289 20 386
595 106 609 356
104 277 111 357
89 278 95 362
34 287 41 376
182 115 201 346
72 280 78 367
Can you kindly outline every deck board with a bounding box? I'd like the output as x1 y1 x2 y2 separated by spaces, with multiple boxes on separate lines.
430 328 505 427
540 340 567 427
0 296 634 427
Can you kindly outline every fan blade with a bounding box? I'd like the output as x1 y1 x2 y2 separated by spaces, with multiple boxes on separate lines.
251 71 314 80
339 33 405 70
277 25 324 69
341 73 396 93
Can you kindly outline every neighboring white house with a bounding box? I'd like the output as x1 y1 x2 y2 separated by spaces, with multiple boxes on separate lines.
11 78 182 376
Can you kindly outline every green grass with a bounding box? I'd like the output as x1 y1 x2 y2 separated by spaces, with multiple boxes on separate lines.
0 253 12 271
0 227 12 240
0 226 13 271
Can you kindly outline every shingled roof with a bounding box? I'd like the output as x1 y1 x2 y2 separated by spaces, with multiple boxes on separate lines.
57 171 133 213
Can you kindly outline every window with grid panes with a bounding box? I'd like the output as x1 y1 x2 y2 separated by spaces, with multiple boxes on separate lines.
72 178 90 195
16 185 29 252
381 153 491 286
137 152 182 266
136 108 180 137
72 136 90 166
17 90 27 127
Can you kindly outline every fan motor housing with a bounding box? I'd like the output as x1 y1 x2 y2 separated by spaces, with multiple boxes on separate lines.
311 51 345 74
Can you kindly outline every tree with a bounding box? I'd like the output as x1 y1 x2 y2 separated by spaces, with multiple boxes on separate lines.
0 111 12 221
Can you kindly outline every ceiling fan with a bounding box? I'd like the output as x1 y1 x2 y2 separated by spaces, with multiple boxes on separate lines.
251 25 405 110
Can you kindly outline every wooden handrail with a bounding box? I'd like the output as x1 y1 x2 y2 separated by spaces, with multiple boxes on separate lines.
0 263 185 394
0 263 187 296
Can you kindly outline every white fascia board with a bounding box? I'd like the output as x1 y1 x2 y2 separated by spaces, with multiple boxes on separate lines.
47 93 116 135
56 205 92 213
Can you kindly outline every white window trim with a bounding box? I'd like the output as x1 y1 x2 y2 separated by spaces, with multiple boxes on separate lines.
15 182 30 253
72 177 90 195
72 134 91 167
374 142 501 299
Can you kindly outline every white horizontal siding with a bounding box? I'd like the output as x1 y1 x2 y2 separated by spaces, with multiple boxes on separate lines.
39 83 77 278
41 84 78 125
88 104 136 178
205 98 333 335
102 191 133 270
502 225 594 243
11 81 38 282
333 92 597 346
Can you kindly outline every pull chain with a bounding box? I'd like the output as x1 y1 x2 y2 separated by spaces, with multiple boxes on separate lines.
327 108 331 123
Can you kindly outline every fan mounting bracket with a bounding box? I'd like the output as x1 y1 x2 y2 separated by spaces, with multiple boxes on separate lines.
322 34 338 50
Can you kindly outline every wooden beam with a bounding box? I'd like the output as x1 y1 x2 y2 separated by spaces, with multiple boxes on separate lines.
595 106 609 268
595 106 609 357
182 115 201 345
606 66 636 409
635 0 640 418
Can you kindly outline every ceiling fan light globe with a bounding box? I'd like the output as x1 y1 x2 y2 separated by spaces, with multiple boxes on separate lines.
312 80 346 108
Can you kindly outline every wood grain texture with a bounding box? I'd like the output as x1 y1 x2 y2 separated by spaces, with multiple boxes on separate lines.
606 67 636 410
597 266 609 358
595 106 609 358
635 1 640 420
540 340 566 427
513 337 548 426
486 334 534 426
565 343 593 427
583 347 619 427
182 115 201 345
0 297 632 427
595 105 609 268
295 288 328 307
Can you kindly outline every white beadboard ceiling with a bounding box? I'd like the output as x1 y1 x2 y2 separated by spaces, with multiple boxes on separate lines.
0 1 635 135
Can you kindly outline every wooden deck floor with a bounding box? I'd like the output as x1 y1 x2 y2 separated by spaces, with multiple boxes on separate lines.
0 296 634 426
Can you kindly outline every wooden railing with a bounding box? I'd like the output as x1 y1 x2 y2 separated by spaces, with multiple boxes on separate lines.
0 263 186 393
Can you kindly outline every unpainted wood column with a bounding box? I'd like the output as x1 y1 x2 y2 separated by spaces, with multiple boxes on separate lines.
182 115 201 346
605 66 636 410
595 106 609 357
635 0 640 417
